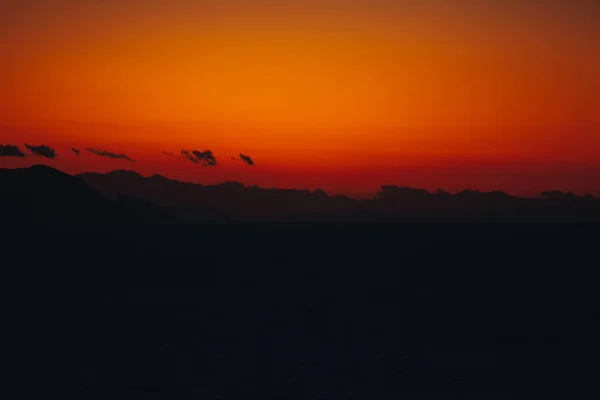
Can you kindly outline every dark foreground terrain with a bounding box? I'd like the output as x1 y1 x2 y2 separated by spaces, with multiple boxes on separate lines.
5 224 599 399
2 165 599 398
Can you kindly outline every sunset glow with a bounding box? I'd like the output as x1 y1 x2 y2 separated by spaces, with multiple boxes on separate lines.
2 0 599 196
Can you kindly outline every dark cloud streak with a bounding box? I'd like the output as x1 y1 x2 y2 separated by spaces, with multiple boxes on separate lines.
0 145 25 157
181 149 217 166
239 153 255 166
25 144 57 159
86 148 136 162
72 148 80 156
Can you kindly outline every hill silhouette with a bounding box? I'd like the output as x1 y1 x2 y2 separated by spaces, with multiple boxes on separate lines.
1 165 599 223
0 165 233 223
78 170 340 221
0 165 133 224
4 166 599 398
78 168 600 222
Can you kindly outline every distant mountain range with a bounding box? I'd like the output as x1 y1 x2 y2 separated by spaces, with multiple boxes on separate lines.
2 165 599 223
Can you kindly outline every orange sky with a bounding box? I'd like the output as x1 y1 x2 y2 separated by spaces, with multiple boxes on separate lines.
1 0 599 196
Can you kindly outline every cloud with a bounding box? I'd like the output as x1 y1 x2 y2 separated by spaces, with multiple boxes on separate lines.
162 151 178 157
0 145 25 157
239 153 255 166
181 149 217 166
25 144 57 159
86 148 136 162
231 156 237 161
72 148 80 156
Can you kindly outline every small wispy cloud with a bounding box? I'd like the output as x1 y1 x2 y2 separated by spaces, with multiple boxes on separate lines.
72 148 80 156
86 148 136 162
181 149 217 166
239 153 255 166
0 145 25 157
25 144 57 159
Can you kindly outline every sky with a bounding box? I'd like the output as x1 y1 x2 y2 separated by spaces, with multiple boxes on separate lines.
1 0 599 196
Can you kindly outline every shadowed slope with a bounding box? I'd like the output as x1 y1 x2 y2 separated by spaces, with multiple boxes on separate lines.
0 165 180 224
0 165 131 224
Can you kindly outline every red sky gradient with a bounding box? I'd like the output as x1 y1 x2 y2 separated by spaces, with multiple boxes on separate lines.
1 0 599 197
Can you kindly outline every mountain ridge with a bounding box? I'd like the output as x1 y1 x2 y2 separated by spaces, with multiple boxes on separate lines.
77 167 599 221
2 165 599 223
78 168 598 200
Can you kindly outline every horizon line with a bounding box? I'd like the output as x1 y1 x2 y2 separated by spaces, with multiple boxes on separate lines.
4 163 597 201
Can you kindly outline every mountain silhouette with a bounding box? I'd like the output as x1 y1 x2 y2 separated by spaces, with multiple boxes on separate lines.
0 165 192 224
78 169 600 222
1 165 598 223
78 170 338 220
0 165 134 224
5 166 599 398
